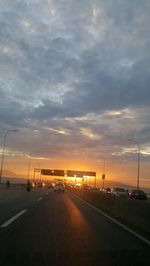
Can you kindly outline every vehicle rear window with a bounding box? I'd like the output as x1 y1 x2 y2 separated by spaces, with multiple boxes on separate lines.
56 182 63 186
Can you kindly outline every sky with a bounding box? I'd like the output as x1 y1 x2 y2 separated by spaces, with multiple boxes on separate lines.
0 0 150 187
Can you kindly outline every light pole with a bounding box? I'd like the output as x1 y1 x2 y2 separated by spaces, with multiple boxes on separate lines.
26 153 42 182
0 129 18 183
102 160 106 189
128 139 140 190
94 174 96 188
27 155 31 181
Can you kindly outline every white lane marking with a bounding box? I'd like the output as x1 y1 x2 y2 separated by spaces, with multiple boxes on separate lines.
1 210 27 228
73 194 150 246
37 197 44 201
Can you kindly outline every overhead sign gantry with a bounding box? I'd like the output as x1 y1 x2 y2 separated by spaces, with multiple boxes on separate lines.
41 169 96 178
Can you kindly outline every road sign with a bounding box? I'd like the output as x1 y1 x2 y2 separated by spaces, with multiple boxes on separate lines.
67 170 83 177
41 169 65 176
67 170 96 178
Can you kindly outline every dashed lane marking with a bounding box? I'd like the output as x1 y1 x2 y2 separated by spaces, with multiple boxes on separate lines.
37 197 44 202
1 210 27 228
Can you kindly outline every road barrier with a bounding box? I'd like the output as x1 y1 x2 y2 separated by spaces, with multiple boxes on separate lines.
0 182 26 190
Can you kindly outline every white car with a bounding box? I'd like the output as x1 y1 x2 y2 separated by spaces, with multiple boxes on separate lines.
54 182 65 192
111 187 128 197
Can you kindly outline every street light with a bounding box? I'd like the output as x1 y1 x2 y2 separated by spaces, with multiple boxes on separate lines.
26 153 41 182
128 139 140 190
0 129 18 183
102 160 106 189
27 155 31 181
27 153 35 181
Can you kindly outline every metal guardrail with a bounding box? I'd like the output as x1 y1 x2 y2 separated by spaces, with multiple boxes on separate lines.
0 182 26 189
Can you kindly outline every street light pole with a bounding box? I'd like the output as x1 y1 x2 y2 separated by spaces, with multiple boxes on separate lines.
94 175 96 188
102 160 106 189
26 154 42 182
128 139 140 190
0 129 18 183
137 143 140 190
27 156 31 180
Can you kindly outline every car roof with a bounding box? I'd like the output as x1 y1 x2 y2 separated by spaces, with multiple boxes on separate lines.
55 182 64 185
113 187 125 190
132 189 145 193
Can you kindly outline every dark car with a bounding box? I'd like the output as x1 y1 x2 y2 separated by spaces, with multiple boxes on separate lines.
111 187 128 197
129 190 147 200
82 185 91 191
54 182 65 192
106 187 111 195
47 182 54 188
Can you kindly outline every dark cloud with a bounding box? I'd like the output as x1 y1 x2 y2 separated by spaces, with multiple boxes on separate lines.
0 0 150 165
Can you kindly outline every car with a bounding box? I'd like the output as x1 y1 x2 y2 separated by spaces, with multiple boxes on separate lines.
100 187 106 192
147 193 150 199
54 182 65 192
128 190 147 200
91 187 99 192
47 182 54 188
37 182 43 188
74 184 81 190
111 187 128 197
82 185 91 191
106 187 111 195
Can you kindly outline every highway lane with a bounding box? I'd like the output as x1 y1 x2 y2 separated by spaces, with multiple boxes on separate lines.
0 190 149 266
0 188 50 225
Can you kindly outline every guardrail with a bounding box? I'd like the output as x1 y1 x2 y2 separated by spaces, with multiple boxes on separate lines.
0 182 26 190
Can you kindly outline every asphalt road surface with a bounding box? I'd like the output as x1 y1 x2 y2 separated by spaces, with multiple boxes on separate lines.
0 189 150 266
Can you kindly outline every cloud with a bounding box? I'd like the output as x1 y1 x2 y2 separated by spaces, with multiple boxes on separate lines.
0 0 150 173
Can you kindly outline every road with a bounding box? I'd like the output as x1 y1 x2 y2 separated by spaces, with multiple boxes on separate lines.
0 189 149 266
